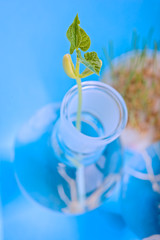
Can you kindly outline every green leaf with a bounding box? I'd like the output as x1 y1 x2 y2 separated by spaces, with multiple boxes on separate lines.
66 14 81 54
79 27 91 52
66 14 91 54
77 50 102 75
80 68 94 78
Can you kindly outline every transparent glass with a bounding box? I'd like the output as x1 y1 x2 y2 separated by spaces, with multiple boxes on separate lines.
14 81 128 214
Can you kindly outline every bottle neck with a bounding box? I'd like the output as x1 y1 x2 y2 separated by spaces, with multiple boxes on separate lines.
52 120 105 167
52 81 128 167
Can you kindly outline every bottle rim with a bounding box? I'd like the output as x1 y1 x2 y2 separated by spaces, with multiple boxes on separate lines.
60 81 128 146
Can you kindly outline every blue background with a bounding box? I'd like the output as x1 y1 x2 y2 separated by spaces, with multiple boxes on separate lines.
0 0 160 239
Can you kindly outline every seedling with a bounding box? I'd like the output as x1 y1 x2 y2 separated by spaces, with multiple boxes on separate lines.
63 14 102 131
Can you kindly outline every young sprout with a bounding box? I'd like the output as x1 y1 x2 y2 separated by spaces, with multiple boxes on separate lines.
63 14 102 131
102 41 114 73
131 29 139 52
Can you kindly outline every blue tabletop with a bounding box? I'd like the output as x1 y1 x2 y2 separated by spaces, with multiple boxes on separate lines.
0 0 160 239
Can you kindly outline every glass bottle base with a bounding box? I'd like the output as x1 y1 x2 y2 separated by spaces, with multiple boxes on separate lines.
14 103 123 214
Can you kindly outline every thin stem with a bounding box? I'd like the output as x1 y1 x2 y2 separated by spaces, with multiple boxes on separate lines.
75 51 82 131
131 29 139 52
102 47 113 72
75 53 85 211
76 165 85 211
75 78 85 211
75 55 80 76
76 77 82 131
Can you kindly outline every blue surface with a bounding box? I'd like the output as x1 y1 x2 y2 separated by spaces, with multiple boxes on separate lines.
0 0 160 239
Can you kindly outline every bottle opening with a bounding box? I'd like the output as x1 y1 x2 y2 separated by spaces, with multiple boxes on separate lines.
72 112 104 137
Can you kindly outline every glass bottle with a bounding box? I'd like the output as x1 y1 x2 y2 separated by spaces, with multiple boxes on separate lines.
14 81 128 214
